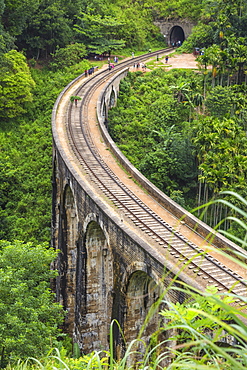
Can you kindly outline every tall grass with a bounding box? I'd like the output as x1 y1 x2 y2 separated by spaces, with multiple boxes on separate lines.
6 192 247 369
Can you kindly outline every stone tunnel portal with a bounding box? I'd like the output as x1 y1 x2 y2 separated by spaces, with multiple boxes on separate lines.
170 26 185 46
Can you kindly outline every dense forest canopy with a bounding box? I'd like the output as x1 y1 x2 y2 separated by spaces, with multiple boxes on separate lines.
0 0 206 59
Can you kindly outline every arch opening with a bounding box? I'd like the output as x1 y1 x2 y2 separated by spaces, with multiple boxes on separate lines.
109 87 116 108
76 220 113 353
101 100 108 128
124 271 160 344
170 26 185 46
59 184 77 333
120 270 174 367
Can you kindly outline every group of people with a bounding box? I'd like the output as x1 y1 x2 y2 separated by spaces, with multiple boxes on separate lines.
108 63 115 70
94 55 104 61
84 67 95 77
107 56 119 70
133 62 146 71
89 52 171 75
172 40 182 47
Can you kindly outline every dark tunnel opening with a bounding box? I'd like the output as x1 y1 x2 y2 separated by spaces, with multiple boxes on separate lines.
170 26 185 46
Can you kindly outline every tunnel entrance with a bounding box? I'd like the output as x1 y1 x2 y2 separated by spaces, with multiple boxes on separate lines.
170 26 185 46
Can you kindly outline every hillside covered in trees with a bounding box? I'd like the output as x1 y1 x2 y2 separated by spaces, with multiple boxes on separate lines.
0 0 202 59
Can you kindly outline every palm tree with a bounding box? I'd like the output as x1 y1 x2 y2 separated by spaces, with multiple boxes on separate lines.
205 45 222 87
192 92 204 117
170 81 192 103
226 37 247 85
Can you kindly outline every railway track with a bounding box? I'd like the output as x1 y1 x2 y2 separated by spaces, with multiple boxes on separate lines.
61 50 247 299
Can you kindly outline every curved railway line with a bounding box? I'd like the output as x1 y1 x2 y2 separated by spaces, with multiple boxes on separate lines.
54 49 247 301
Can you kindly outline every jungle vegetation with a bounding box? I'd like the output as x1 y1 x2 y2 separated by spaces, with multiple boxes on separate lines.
1 0 247 367
108 0 247 239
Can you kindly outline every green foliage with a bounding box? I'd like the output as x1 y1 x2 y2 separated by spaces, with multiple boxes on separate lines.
115 2 161 49
74 11 126 55
180 23 215 52
158 284 247 369
0 116 53 242
205 85 234 117
4 347 108 370
1 0 40 37
108 69 200 208
160 285 235 343
0 240 64 365
0 61 94 243
191 115 247 229
50 43 87 70
16 0 74 59
0 50 35 119
182 0 247 58
0 30 15 55
1 0 169 58
192 116 247 194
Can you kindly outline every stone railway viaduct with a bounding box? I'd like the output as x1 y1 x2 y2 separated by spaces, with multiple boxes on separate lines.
52 41 246 357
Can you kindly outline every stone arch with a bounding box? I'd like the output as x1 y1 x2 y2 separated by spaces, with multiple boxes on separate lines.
119 264 172 366
59 183 78 333
101 99 107 127
123 270 161 345
109 86 116 108
76 219 113 353
52 155 59 250
101 99 108 128
169 25 185 46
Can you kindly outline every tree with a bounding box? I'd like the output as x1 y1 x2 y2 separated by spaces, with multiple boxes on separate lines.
1 0 40 37
50 43 87 70
227 38 247 84
0 240 64 365
18 0 73 59
0 155 18 239
0 50 35 119
0 0 16 54
203 44 222 87
181 23 214 51
170 81 192 103
192 116 247 225
205 85 234 117
74 12 125 55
